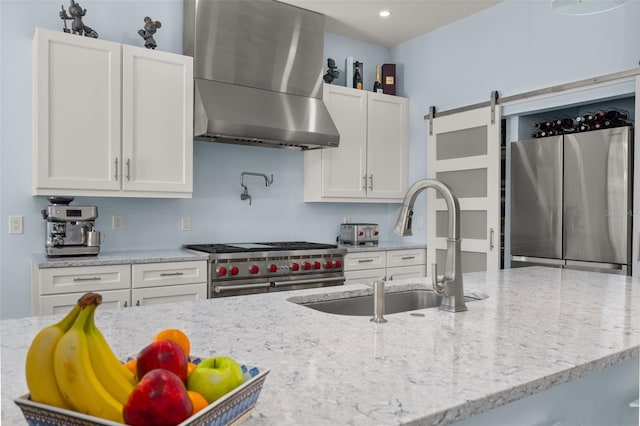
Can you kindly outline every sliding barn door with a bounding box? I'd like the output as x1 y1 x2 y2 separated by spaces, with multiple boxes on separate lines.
427 105 501 273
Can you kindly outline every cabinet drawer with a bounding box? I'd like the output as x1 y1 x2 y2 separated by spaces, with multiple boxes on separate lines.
387 265 426 281
386 249 426 268
39 265 131 295
344 251 386 271
132 261 207 288
344 268 386 285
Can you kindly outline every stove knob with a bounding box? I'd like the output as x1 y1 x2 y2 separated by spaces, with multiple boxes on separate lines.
230 266 239 276
217 266 228 277
358 230 364 236
269 264 278 273
303 262 312 270
374 230 379 236
324 261 333 269
291 263 300 272
250 265 260 274
334 260 343 269
314 261 321 270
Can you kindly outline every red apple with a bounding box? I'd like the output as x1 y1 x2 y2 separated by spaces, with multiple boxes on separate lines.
136 340 188 382
123 369 193 426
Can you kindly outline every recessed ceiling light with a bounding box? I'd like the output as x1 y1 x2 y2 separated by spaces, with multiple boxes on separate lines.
379 10 391 18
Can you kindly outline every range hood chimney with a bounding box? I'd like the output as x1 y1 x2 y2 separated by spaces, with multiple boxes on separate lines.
183 0 340 150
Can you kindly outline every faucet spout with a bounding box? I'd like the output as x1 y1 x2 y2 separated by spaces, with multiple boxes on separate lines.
394 179 467 312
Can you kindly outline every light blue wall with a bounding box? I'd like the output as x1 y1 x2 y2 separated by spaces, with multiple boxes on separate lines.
0 1 401 319
3 0 640 319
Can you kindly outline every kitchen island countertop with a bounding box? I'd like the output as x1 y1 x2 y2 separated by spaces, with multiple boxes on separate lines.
2 267 638 425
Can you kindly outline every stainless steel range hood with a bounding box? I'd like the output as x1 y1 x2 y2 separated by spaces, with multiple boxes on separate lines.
184 0 340 150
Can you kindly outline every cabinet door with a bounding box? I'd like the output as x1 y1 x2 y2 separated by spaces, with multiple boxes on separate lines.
387 265 426 281
38 289 130 316
132 283 207 307
319 84 367 198
32 28 121 194
344 268 386 285
122 46 193 195
366 92 409 200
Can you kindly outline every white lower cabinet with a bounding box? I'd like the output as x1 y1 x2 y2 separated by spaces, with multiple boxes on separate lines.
32 261 207 316
343 248 426 285
39 289 131 315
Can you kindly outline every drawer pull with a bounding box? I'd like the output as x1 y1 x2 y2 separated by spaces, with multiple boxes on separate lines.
358 259 374 263
401 256 416 260
160 272 184 277
73 277 102 282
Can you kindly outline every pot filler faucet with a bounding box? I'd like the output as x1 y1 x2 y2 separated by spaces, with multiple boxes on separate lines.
394 179 467 312
240 172 273 205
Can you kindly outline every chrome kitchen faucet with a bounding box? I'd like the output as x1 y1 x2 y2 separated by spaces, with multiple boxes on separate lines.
394 179 467 312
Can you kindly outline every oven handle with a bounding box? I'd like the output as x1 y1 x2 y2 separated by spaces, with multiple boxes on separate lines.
213 283 271 293
271 276 345 288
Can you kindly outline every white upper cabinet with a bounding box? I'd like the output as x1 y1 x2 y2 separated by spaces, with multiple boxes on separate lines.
32 28 193 198
304 84 408 202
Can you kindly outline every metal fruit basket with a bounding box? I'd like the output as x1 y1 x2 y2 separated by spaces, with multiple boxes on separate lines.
15 359 269 426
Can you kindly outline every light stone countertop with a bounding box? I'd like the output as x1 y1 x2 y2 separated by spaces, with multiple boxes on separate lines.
2 267 639 425
339 241 427 253
32 249 210 268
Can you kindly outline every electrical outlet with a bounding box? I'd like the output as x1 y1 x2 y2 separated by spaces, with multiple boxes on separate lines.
182 216 191 231
415 215 424 229
9 215 23 234
112 215 123 230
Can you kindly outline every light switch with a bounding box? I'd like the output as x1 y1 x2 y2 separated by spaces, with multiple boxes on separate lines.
182 216 191 231
112 215 123 230
9 215 23 234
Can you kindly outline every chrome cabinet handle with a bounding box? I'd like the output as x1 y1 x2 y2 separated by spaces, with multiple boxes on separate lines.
358 259 374 263
160 272 184 277
124 300 128 307
136 300 140 306
369 174 373 190
362 175 367 190
126 159 131 181
401 256 415 260
490 228 495 250
73 277 102 282
114 158 119 180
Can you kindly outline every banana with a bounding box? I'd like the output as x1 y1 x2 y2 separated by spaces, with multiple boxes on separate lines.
25 300 82 409
53 293 124 423
86 304 136 404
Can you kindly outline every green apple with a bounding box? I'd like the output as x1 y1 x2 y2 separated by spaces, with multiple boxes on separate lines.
186 356 244 403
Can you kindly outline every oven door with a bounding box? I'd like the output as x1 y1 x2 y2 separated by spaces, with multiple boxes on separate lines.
210 277 271 298
270 274 345 292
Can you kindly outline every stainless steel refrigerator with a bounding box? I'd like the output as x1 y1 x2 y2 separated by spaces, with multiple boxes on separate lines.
511 126 633 275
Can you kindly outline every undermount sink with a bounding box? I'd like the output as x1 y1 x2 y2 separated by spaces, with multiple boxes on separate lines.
298 289 486 316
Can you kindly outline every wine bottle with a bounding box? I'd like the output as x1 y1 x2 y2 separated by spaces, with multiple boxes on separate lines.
555 118 575 129
602 110 628 120
373 65 382 93
353 61 363 90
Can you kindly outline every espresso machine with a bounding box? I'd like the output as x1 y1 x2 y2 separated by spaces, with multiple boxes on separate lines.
42 197 101 256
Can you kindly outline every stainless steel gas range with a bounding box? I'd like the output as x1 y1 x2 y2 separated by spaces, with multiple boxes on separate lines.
183 242 346 298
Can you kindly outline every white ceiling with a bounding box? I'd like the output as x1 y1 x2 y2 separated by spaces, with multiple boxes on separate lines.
280 0 505 48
